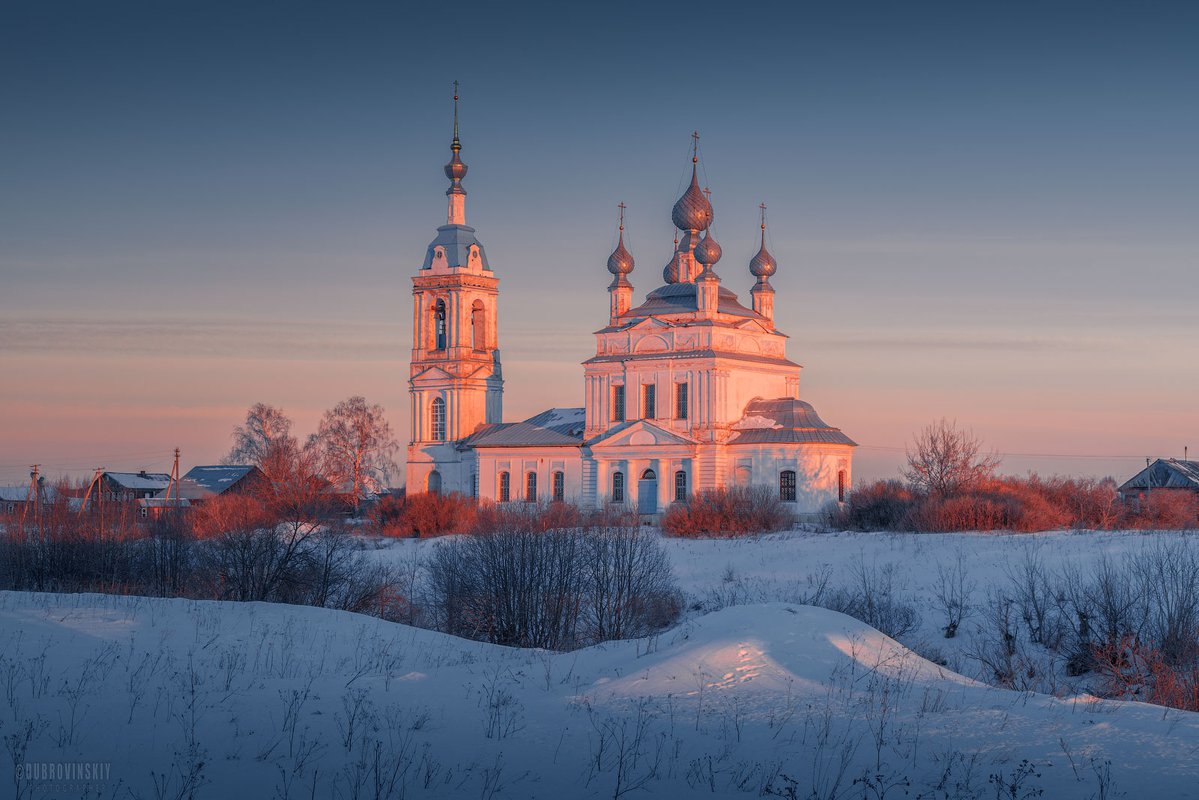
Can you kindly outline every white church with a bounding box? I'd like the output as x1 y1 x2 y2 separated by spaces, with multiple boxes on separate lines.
406 95 855 517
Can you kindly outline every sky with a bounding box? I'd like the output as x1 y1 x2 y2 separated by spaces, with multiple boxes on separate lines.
1 0 1197 486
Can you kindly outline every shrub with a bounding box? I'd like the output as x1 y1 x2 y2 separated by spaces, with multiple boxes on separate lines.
426 522 679 649
371 491 477 538
828 480 915 531
660 485 789 537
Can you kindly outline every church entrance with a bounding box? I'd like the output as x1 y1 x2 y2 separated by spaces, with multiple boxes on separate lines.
637 469 658 515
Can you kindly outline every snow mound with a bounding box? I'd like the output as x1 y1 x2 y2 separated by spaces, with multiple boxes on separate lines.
2 592 1198 799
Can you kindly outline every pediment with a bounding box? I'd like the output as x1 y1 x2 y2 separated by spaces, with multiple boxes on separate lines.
589 419 698 449
411 365 454 382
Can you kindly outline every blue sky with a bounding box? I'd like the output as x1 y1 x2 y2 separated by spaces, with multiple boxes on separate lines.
2 0 1196 484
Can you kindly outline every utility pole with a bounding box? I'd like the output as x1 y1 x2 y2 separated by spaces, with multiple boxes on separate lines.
168 448 181 510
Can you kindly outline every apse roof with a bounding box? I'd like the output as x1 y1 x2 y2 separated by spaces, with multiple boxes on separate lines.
727 397 857 447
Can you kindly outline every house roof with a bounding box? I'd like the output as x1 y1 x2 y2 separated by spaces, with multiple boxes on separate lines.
1119 459 1199 493
0 486 60 503
103 471 172 490
461 408 585 449
726 397 857 447
160 465 260 500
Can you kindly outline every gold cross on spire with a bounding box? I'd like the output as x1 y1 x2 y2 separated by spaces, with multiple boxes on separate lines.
452 80 460 141
759 202 767 229
617 201 626 231
691 131 699 163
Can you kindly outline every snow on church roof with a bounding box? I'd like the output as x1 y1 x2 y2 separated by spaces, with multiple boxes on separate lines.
461 408 585 449
727 398 857 446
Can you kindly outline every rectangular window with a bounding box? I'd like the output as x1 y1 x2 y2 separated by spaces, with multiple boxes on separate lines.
612 471 625 503
643 384 656 419
552 471 565 502
674 470 687 502
612 385 625 422
526 472 537 503
780 470 797 503
499 472 510 502
675 382 688 420
838 470 847 503
471 472 479 498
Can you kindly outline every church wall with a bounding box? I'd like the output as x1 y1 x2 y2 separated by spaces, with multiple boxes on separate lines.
474 447 583 505
723 443 853 516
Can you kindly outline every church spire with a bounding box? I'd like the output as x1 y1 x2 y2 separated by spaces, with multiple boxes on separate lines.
444 81 468 225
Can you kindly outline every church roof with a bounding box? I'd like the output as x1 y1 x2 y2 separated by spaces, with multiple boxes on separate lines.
621 282 761 321
421 224 491 270
461 408 585 448
727 398 857 446
1119 459 1199 493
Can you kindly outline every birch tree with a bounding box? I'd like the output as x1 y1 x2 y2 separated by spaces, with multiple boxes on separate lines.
309 396 399 513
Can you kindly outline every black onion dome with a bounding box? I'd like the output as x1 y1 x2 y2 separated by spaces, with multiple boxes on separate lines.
694 230 722 266
607 232 634 275
671 164 713 231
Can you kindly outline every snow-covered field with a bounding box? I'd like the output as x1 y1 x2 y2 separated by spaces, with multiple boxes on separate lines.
3 529 1198 799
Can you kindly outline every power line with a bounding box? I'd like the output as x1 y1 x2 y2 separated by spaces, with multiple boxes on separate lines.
856 444 1156 460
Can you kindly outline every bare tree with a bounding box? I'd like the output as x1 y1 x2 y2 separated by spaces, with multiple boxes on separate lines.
308 396 399 514
902 418 1000 495
224 403 300 480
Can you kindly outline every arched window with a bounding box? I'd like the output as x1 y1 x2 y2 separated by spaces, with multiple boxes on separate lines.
430 397 446 441
674 470 687 502
471 300 486 350
498 471 510 502
552 471 565 502
612 471 625 503
837 470 847 503
780 470 797 503
428 470 442 495
525 472 537 503
641 468 656 481
434 299 447 350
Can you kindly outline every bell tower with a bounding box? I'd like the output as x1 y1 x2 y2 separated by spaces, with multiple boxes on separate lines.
407 83 503 494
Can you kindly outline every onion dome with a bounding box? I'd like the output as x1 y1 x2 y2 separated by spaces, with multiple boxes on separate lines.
749 206 777 278
671 162 713 231
663 252 682 284
694 230 722 267
607 233 634 275
607 203 635 276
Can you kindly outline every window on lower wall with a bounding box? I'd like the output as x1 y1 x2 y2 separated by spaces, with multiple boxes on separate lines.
552 471 564 502
499 471 510 502
674 470 687 502
643 384 656 419
612 385 625 422
526 472 537 503
612 471 625 503
838 470 847 503
780 470 797 503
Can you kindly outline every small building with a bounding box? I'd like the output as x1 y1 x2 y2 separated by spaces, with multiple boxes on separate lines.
0 485 61 515
137 496 192 520
100 470 172 501
155 465 265 504
1118 459 1199 503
